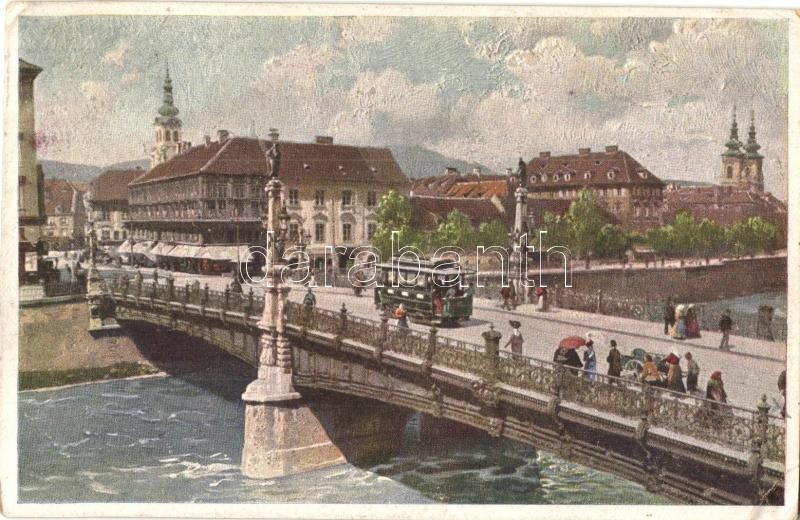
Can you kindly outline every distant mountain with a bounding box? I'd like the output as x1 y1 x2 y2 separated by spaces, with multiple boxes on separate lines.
389 145 496 179
39 160 103 183
106 159 150 171
39 158 150 183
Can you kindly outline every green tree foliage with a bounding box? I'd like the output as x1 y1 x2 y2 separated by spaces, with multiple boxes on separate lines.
726 217 777 257
594 223 630 259
430 210 475 250
670 211 700 260
372 190 425 258
696 219 726 263
477 220 511 250
566 189 609 266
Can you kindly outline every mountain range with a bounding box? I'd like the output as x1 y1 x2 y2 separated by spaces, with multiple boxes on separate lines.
38 145 493 184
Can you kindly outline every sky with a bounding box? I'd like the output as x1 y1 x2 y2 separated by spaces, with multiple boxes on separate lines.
19 16 789 198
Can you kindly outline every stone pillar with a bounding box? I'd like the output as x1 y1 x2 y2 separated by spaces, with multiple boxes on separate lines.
241 178 346 479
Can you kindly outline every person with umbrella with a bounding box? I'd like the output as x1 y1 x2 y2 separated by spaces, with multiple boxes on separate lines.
706 371 728 409
554 336 584 375
504 320 524 358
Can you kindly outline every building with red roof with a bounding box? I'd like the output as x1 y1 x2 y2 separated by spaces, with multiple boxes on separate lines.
42 178 87 250
86 168 144 249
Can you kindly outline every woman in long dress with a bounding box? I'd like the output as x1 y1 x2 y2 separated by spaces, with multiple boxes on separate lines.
685 304 701 338
583 341 598 382
671 304 687 339
536 287 548 311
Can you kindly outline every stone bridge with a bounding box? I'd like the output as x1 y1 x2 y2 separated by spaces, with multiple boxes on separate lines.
105 276 785 505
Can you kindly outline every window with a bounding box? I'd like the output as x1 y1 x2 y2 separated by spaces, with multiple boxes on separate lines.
314 222 326 242
314 190 325 206
123 230 127 239
289 223 299 241
173 130 179 141
101 230 110 240
564 173 571 181
726 166 733 179
584 171 592 179
341 190 353 206
288 189 299 206
165 130 171 142
367 191 377 206
607 170 616 180
211 183 227 198
113 231 120 240
233 183 246 198
342 223 352 242
367 223 377 240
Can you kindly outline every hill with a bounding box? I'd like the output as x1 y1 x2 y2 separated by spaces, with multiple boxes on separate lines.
389 145 495 179
39 158 149 183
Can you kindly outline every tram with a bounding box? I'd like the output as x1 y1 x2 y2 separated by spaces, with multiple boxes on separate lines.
374 257 474 326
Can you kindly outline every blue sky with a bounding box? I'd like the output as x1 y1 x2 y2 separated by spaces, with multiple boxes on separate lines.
19 16 788 198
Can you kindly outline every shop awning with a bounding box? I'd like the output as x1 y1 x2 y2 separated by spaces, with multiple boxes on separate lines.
198 245 250 263
149 242 176 257
167 244 203 259
131 241 153 254
118 239 132 252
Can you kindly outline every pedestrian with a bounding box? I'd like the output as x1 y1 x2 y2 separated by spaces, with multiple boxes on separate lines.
395 303 409 329
665 351 686 393
671 304 687 340
778 369 786 418
527 286 536 304
606 340 622 379
553 345 583 375
466 282 476 299
509 282 517 309
302 286 316 308
536 286 548 312
685 352 700 394
664 297 676 335
640 354 662 386
230 278 242 294
718 309 733 350
583 340 598 382
500 285 512 310
705 371 728 408
504 321 524 358
685 304 701 338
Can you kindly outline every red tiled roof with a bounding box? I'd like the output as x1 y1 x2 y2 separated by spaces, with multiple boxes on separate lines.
44 178 84 215
662 185 788 227
526 149 664 189
131 137 409 187
89 169 144 202
446 179 509 199
410 195 505 229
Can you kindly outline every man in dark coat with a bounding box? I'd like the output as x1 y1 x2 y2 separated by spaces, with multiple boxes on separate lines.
719 309 733 350
664 297 675 335
606 340 622 379
554 346 583 375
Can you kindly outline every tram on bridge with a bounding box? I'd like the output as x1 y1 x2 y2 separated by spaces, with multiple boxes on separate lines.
374 257 474 326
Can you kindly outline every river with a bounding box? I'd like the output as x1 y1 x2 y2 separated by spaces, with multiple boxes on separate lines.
19 360 669 504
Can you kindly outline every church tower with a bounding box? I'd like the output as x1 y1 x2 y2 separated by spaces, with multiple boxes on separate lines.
742 109 764 192
150 65 183 167
719 106 744 187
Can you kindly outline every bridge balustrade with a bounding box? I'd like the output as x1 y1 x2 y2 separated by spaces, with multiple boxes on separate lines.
107 276 786 463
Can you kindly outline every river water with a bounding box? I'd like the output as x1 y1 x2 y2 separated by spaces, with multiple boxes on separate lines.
19 361 669 504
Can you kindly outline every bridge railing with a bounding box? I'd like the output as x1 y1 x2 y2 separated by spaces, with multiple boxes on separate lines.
107 276 785 462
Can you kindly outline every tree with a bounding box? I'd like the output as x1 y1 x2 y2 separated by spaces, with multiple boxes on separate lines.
645 225 675 259
696 219 726 264
670 211 699 265
567 189 608 268
727 217 777 257
430 210 475 250
477 220 511 250
371 190 424 259
594 224 630 259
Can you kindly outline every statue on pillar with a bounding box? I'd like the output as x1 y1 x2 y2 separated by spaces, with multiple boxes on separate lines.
516 157 527 187
267 142 281 179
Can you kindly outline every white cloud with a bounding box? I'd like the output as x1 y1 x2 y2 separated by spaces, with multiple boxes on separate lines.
103 40 130 67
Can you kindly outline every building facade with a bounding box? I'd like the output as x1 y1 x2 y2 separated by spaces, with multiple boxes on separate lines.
127 132 409 273
42 178 87 250
18 59 46 279
85 169 143 249
523 146 666 231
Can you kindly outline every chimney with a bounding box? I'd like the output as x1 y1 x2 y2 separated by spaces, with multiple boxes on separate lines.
605 145 619 153
314 135 334 145
204 135 211 147
268 128 280 141
217 129 230 143
578 147 591 155
539 151 551 158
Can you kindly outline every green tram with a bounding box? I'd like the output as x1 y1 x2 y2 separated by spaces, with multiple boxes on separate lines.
374 257 474 326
